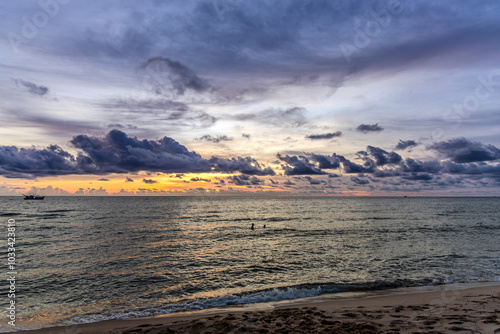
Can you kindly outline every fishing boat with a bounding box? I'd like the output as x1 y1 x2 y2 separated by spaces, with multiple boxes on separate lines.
23 194 45 200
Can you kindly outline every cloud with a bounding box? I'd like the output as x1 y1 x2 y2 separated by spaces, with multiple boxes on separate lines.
190 177 211 182
196 135 233 143
366 146 402 166
395 140 419 150
351 176 370 185
429 138 500 163
336 154 376 174
105 123 138 130
69 129 210 174
75 187 108 196
13 79 49 96
276 138 500 192
0 130 275 178
125 177 134 182
26 185 71 196
103 98 217 128
401 173 433 181
0 144 78 178
98 178 110 181
304 176 324 185
309 153 341 169
227 174 263 186
233 107 307 127
139 57 213 98
242 134 251 139
277 152 342 175
356 123 384 133
209 156 275 176
277 153 327 175
305 131 342 140
142 178 158 184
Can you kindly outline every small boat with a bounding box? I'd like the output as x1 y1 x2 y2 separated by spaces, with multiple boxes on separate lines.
23 194 45 200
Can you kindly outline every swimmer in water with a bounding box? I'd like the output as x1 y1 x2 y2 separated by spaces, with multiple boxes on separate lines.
251 223 254 230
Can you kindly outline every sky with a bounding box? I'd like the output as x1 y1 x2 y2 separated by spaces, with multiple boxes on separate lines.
0 0 499 196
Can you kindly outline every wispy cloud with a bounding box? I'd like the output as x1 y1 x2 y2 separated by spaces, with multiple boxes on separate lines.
13 79 49 96
196 134 232 143
232 107 307 127
305 131 342 140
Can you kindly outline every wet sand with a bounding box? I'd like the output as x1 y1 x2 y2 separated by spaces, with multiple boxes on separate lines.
17 283 500 334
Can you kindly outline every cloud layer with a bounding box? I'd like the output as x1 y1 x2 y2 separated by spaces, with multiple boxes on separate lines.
0 130 274 178
278 138 500 191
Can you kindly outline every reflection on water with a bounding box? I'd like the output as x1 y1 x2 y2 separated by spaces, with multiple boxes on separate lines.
0 196 499 331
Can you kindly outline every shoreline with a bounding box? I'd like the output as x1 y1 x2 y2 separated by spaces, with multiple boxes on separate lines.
12 282 500 333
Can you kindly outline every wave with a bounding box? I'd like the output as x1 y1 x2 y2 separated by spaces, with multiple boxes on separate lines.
0 212 20 216
67 278 454 325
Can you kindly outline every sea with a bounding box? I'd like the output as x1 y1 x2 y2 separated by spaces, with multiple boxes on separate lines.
0 196 499 331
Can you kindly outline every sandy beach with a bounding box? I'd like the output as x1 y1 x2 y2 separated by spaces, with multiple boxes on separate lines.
17 283 500 334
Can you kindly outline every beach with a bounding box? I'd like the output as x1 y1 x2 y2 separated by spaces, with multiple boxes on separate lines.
19 283 500 334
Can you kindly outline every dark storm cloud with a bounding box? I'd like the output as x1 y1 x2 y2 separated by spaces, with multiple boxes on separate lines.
277 152 343 175
441 160 500 176
278 138 500 190
196 135 232 143
277 153 327 175
356 123 384 133
395 140 419 150
398 158 442 174
69 129 209 174
336 154 376 174
305 131 342 140
0 144 77 178
13 79 49 96
366 146 402 166
429 138 500 163
309 153 341 169
233 107 307 127
0 130 274 178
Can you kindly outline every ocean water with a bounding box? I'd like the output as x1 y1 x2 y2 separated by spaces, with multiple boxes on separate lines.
0 196 499 331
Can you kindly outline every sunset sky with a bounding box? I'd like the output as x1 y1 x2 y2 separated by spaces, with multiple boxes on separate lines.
1 0 499 195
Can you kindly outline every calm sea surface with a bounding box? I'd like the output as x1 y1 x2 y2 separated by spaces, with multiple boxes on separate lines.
0 196 499 331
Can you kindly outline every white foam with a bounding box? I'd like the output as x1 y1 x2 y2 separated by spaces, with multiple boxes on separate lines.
69 286 326 325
